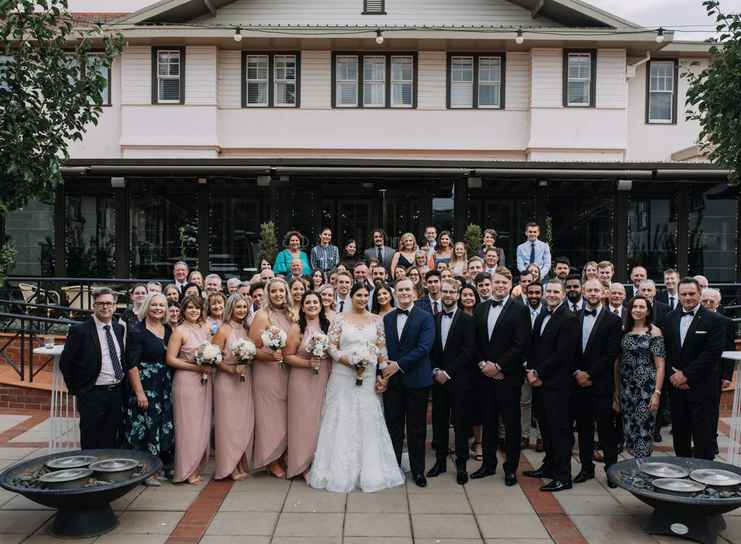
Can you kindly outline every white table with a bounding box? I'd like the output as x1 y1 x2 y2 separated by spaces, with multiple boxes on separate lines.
722 351 741 465
33 345 80 453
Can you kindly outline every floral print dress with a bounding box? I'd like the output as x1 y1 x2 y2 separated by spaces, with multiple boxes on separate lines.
619 332 665 458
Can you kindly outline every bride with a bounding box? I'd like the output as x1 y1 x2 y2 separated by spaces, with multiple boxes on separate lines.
307 282 405 493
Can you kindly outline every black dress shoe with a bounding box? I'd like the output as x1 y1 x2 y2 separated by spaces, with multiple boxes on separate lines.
540 480 572 492
456 468 468 485
504 472 517 486
607 480 618 489
522 467 552 479
470 465 497 479
426 461 447 478
573 470 595 484
413 473 427 488
653 431 663 443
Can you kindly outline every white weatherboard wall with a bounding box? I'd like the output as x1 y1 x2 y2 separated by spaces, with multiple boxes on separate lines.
301 51 332 110
196 0 559 26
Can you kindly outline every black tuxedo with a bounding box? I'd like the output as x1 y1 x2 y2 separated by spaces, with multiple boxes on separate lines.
59 318 127 449
473 298 531 473
430 309 475 465
664 305 725 459
529 304 579 482
572 307 622 472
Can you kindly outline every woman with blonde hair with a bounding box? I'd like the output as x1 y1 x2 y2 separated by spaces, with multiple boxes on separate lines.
249 277 295 478
582 261 599 282
390 233 418 279
449 241 468 276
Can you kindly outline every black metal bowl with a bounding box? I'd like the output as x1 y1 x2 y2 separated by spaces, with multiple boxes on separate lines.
0 449 162 537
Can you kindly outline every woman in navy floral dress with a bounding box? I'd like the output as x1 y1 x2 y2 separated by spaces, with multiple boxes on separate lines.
125 293 174 485
618 295 666 458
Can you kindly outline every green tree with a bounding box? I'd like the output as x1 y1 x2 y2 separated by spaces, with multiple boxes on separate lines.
464 224 482 259
258 222 278 266
685 0 741 183
0 0 124 213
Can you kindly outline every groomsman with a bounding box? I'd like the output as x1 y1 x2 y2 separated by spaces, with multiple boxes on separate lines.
427 279 475 485
474 272 492 303
364 229 395 273
524 279 579 492
383 279 435 487
415 270 442 315
657 269 680 310
472 267 531 486
608 283 627 318
565 275 584 313
60 287 127 449
335 271 353 313
522 282 544 451
572 279 622 487
626 265 647 299
639 279 671 327
665 277 725 460
173 261 189 293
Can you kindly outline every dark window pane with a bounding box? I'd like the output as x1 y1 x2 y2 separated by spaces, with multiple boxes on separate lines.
627 195 677 279
64 192 117 277
688 184 738 282
3 199 54 276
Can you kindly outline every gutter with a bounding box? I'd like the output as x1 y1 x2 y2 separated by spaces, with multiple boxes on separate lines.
626 51 651 78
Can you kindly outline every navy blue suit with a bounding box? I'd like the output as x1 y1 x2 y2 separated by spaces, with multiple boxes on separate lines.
383 306 435 475
414 296 441 317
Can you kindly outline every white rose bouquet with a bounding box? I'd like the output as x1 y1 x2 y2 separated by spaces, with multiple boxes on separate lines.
231 338 257 382
307 332 329 375
261 326 288 368
350 343 376 386
195 341 222 385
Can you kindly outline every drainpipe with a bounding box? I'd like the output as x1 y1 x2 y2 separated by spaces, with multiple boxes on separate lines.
626 51 651 79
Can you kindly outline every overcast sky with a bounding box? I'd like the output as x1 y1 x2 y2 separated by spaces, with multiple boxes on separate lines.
69 0 741 39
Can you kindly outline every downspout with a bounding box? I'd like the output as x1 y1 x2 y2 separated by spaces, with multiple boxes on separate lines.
626 51 651 79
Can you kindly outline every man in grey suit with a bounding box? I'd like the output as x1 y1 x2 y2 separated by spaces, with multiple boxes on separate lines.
364 228 395 273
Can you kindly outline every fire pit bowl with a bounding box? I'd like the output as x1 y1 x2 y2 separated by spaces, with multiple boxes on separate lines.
0 449 161 538
607 457 741 544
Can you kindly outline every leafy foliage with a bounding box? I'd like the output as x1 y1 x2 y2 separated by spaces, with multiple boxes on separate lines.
0 0 124 212
464 224 482 258
258 222 278 265
685 0 741 183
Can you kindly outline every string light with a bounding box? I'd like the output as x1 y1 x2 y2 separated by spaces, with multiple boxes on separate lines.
515 28 524 45
656 27 665 43
375 29 384 45
233 26 242 42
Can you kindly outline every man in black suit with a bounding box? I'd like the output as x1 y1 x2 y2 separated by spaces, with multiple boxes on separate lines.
427 279 475 485
665 277 725 460
657 268 680 311
572 279 622 487
60 287 127 450
639 279 671 327
524 278 579 492
415 270 442 316
565 274 584 313
608 283 627 319
472 267 531 486
625 265 648 299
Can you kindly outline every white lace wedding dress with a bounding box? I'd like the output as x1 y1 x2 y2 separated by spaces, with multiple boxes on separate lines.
307 313 405 493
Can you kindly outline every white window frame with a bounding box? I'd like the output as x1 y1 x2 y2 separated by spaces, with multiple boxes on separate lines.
155 48 183 104
245 54 269 107
648 60 676 124
566 51 593 107
335 55 359 108
363 55 386 108
450 56 474 109
273 54 297 107
390 55 414 108
477 56 502 109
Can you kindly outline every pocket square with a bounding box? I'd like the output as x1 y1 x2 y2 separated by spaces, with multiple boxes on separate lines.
695 330 707 334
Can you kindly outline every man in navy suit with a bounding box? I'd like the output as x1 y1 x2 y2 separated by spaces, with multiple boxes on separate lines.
383 278 435 487
414 269 442 316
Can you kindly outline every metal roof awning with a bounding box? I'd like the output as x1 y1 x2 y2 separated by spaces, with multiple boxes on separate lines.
61 158 734 182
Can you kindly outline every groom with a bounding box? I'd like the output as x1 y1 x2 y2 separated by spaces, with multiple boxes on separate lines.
383 278 435 487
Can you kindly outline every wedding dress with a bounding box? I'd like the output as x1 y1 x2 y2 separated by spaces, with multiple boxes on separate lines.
307 313 405 493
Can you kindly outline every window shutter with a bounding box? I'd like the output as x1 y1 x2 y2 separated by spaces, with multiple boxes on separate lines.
364 0 385 14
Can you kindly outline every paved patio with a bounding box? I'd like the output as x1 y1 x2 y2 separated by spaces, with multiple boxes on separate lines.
0 411 740 544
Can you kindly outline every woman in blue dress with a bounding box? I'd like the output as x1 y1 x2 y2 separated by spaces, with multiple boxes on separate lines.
273 231 311 276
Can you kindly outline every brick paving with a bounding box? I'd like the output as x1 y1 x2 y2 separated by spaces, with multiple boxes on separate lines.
0 410 739 543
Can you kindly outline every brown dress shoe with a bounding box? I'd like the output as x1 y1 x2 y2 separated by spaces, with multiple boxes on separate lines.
593 450 605 462
535 439 544 453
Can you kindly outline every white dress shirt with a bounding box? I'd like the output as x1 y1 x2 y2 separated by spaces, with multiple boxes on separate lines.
486 296 508 339
667 293 678 310
441 307 457 350
609 305 623 317
680 304 699 347
569 299 584 313
336 295 351 313
396 307 411 339
528 304 542 328
581 304 602 352
93 315 122 386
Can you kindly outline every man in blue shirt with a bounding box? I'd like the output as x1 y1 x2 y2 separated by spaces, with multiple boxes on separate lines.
516 223 552 278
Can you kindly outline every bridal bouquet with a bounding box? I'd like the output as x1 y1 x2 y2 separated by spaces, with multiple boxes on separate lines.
350 343 376 386
261 326 288 368
195 341 222 385
231 338 257 382
307 332 329 375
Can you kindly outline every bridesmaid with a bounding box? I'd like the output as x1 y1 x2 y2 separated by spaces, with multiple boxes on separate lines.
165 294 213 484
285 292 331 479
317 284 336 321
212 294 254 481
249 277 295 478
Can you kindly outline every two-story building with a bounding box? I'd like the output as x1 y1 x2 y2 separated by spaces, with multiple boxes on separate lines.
4 0 738 282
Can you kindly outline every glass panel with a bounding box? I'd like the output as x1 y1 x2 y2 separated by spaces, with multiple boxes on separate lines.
567 80 589 105
130 180 199 278
274 55 296 106
390 57 413 107
568 54 590 78
478 84 500 107
688 184 738 282
451 82 473 107
649 92 672 122
275 82 295 105
86 54 109 104
246 55 268 106
158 51 180 76
336 56 358 106
336 82 357 106
650 62 674 92
567 53 591 105
451 57 473 81
450 57 473 108
247 81 268 105
363 56 385 106
158 78 180 102
247 56 268 80
64 192 117 277
2 199 55 276
391 82 412 106
627 195 678 280
431 181 454 235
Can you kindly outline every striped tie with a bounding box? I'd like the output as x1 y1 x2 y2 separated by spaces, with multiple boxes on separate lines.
103 325 124 381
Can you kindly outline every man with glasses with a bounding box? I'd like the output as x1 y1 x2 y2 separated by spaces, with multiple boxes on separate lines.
60 287 127 449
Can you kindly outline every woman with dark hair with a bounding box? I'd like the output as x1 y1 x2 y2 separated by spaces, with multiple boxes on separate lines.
289 277 308 306
165 294 212 484
371 283 395 317
459 284 480 315
479 228 506 267
407 267 424 300
340 239 360 269
120 284 148 330
458 283 483 461
311 269 326 291
285 292 332 479
274 231 312 276
618 295 666 458
433 231 454 268
180 282 203 303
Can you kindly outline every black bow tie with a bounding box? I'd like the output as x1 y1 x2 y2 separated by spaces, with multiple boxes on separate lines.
490 300 502 307
442 311 454 319
681 310 696 318
397 309 410 316
584 309 597 317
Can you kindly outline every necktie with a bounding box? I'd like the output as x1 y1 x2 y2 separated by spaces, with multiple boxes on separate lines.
613 307 620 315
397 308 410 316
669 296 675 309
572 304 579 313
529 242 535 264
432 301 439 315
339 300 344 312
377 247 383 263
584 309 597 317
103 325 124 381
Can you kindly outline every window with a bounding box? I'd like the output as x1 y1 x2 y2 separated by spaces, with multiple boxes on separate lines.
152 47 185 104
563 50 595 107
447 54 505 109
241 52 299 108
86 53 111 106
647 60 677 124
333 52 417 108
363 0 386 14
